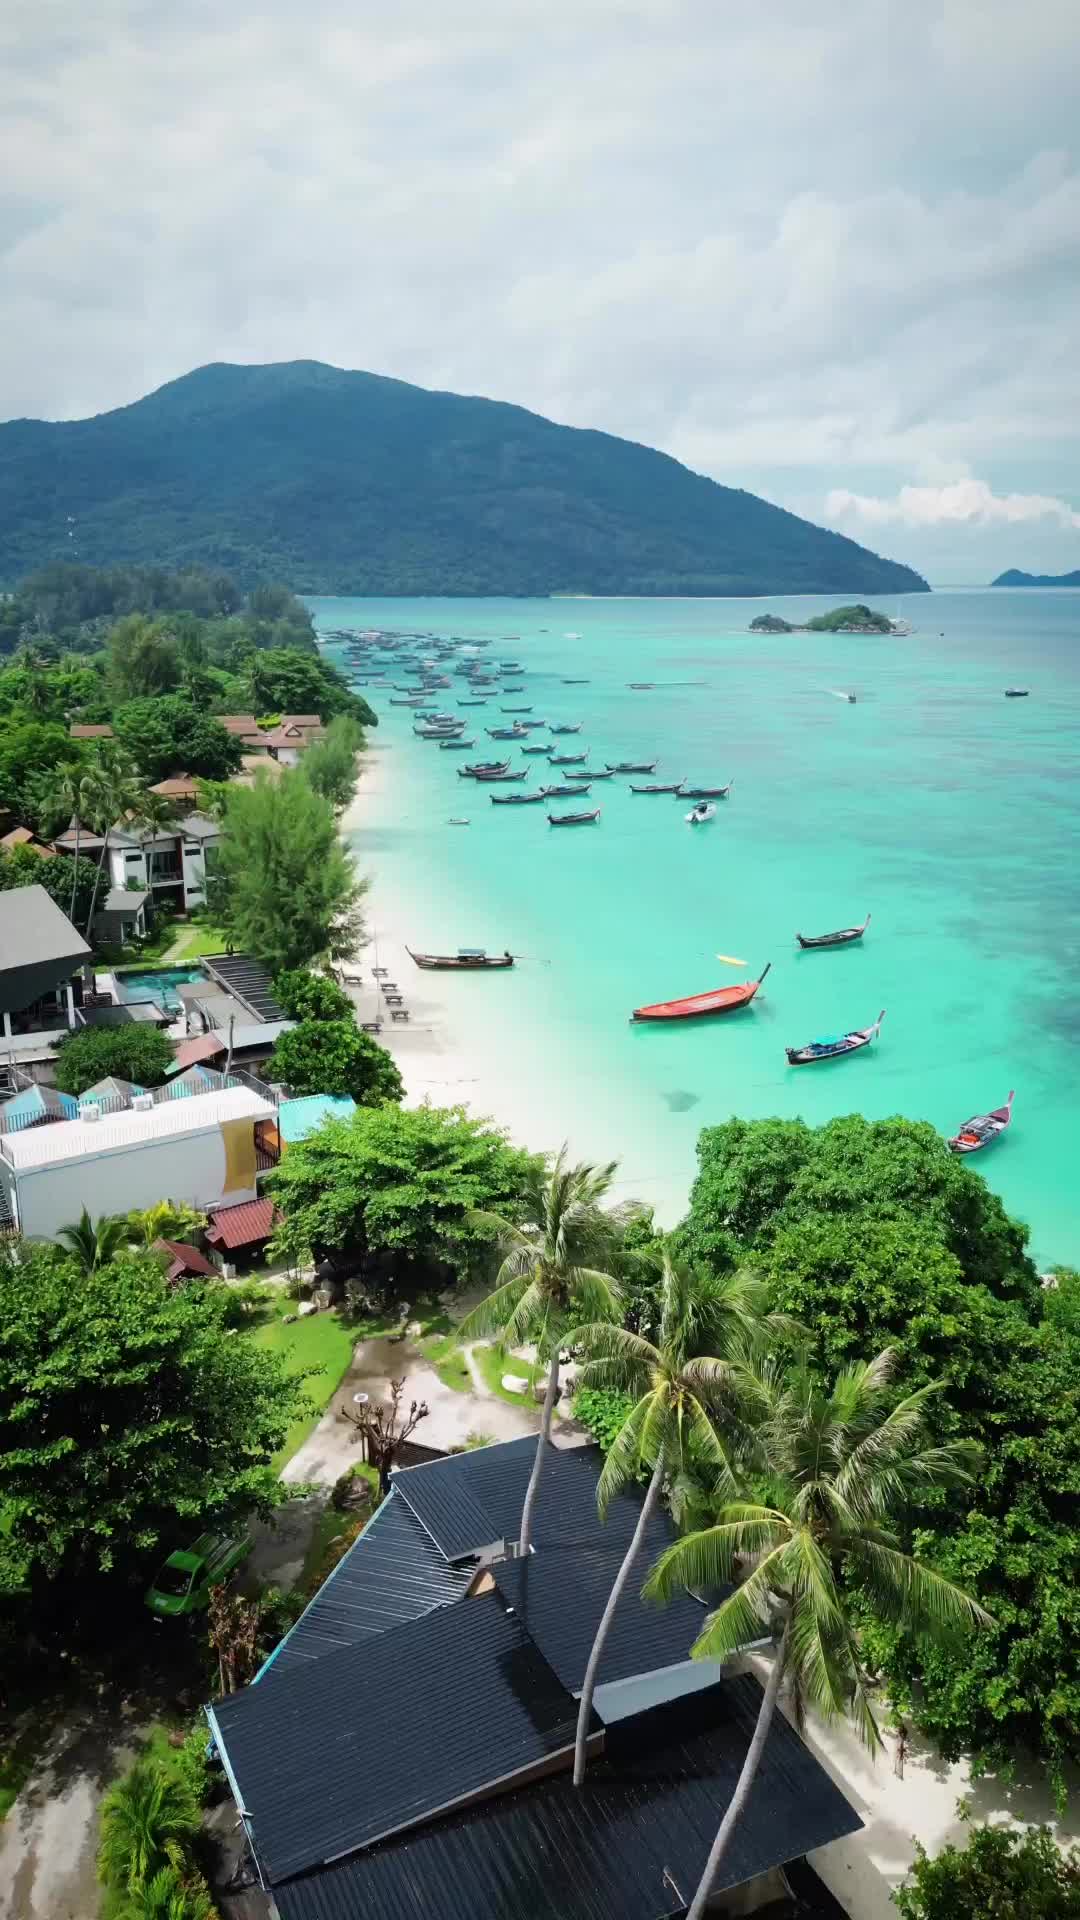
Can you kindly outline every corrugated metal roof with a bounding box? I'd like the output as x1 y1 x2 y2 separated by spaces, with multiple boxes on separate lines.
212 1591 590 1885
279 1095 355 1143
492 1542 713 1693
393 1437 648 1561
169 1033 227 1072
0 1084 272 1168
206 1196 277 1247
153 1238 216 1279
271 1677 863 1920
258 1489 472 1683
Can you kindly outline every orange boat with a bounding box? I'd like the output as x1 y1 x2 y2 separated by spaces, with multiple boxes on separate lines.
631 962 771 1022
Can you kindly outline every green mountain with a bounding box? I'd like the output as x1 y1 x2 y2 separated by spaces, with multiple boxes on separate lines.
992 568 1080 587
0 361 929 597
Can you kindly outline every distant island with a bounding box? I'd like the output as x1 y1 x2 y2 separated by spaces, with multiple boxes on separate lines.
0 359 929 599
750 603 900 635
991 568 1080 588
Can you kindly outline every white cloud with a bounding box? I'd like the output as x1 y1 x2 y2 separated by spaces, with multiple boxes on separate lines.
826 480 1080 531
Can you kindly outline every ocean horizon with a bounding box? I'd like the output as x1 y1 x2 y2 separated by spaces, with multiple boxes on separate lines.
314 589 1080 1265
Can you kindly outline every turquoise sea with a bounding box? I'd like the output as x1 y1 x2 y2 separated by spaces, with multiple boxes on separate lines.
311 591 1080 1263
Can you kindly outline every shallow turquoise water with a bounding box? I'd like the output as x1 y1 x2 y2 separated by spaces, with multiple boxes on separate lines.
311 590 1080 1262
117 965 205 1011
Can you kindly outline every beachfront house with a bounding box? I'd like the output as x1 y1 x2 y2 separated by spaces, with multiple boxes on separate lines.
53 811 221 916
207 1439 861 1919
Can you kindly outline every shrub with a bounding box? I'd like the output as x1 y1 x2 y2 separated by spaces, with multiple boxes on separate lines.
269 1019 403 1106
272 968 354 1023
894 1822 1080 1918
97 1758 201 1895
53 1025 175 1096
573 1387 635 1452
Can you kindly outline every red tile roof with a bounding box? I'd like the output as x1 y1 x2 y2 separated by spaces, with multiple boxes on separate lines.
69 723 114 738
206 1197 278 1249
153 1238 217 1281
218 715 260 735
171 1032 227 1071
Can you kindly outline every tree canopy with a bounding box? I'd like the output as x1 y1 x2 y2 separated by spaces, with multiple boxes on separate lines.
0 842 98 930
269 1019 403 1107
212 770 365 973
112 694 242 782
0 1245 303 1587
271 968 354 1023
52 1025 176 1095
894 1822 1080 1919
301 714 366 810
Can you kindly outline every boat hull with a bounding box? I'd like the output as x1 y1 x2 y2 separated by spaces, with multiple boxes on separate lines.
632 963 771 1022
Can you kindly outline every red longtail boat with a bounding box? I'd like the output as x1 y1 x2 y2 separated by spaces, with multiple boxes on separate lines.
631 963 771 1023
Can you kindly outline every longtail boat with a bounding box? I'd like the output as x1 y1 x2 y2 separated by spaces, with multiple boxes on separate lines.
795 913 870 951
786 1010 885 1066
491 791 546 805
1004 688 1029 697
501 705 533 712
407 948 515 970
521 744 550 755
439 738 476 750
681 780 733 799
457 699 488 706
549 723 583 734
632 963 771 1023
486 726 528 739
631 781 685 795
542 783 591 798
460 759 510 776
548 808 601 826
549 751 588 765
567 768 613 780
473 769 527 782
948 1091 1015 1154
562 678 590 684
607 760 657 774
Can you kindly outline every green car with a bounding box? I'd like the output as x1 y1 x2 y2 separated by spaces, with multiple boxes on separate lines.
145 1529 253 1617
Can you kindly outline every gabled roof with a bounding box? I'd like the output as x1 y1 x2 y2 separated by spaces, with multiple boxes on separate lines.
210 1590 593 1885
168 1033 227 1072
69 722 113 738
272 1678 862 1920
217 714 260 735
206 1196 277 1248
153 1238 216 1280
392 1435 648 1562
78 1076 145 1103
176 812 221 841
491 1542 711 1693
0 886 91 1015
0 1084 78 1131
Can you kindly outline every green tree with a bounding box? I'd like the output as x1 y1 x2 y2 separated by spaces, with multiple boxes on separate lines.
459 1152 633 1554
302 715 366 811
120 1863 215 1920
53 1025 175 1095
97 1759 200 1896
228 645 371 724
107 615 181 703
0 718 85 824
40 762 99 918
272 968 354 1023
56 1208 131 1274
213 771 365 972
267 1102 539 1286
127 1200 207 1248
644 1349 989 1920
112 694 240 782
895 1822 1080 1919
269 1019 403 1106
0 842 98 931
82 749 144 938
0 1245 303 1584
571 1256 780 1782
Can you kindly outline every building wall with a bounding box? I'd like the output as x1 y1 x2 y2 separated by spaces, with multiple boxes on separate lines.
8 1124 259 1241
592 1657 729 1725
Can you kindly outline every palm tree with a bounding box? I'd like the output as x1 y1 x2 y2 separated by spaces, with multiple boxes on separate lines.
44 764 97 922
459 1150 635 1554
121 1864 213 1920
642 1348 991 1920
569 1256 783 1784
57 1207 131 1273
83 751 142 940
97 1759 200 1896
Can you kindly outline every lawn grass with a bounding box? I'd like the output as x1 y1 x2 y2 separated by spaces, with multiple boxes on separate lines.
164 920 231 961
248 1298 355 1469
471 1342 546 1407
421 1334 472 1393
298 1465 380 1591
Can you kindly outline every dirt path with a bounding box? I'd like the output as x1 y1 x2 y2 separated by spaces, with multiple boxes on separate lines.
0 1707 153 1920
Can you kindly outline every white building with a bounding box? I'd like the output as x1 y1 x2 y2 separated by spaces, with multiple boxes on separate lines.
54 813 222 916
0 1083 277 1241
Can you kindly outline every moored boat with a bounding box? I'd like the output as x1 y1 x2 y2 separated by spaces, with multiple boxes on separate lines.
521 744 550 755
566 768 613 780
486 726 528 739
460 759 510 776
631 781 684 794
548 751 588 764
796 913 870 950
473 769 527 782
549 723 583 734
501 705 533 712
948 1091 1015 1154
439 738 476 749
542 783 592 798
607 760 658 774
632 963 771 1023
685 803 716 823
1005 687 1030 697
548 807 601 826
407 947 515 970
681 780 733 799
491 791 546 805
785 1010 885 1066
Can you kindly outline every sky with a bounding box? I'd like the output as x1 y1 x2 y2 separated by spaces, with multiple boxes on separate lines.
3 0 1078 584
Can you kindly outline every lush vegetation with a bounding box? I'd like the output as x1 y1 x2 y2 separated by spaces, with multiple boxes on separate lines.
97 1747 217 1920
271 968 354 1023
112 695 241 782
806 601 893 630
992 568 1080 588
301 714 366 812
681 1114 1079 1795
249 1294 356 1469
267 1102 541 1291
894 1821 1080 1917
0 362 928 596
0 1244 304 1589
210 770 365 972
52 1025 176 1094
0 840 98 929
270 1019 403 1106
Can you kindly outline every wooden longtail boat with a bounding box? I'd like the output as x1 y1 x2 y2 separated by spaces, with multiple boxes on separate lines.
549 723 583 734
549 751 588 765
681 781 733 799
948 1091 1015 1154
473 769 527 782
548 808 601 826
607 760 658 774
567 768 613 780
542 784 591 798
490 791 544 805
521 744 550 755
562 678 590 684
632 963 771 1023
407 948 515 970
439 739 476 750
457 699 488 706
786 1010 885 1066
501 705 533 712
631 781 685 794
486 726 528 739
460 759 510 775
1005 688 1029 697
795 913 870 950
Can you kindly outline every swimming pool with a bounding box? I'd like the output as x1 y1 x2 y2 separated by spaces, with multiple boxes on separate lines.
116 966 207 1014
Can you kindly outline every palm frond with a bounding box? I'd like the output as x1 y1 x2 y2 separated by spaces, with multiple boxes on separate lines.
642 1514 787 1607
688 1541 794 1660
456 1269 532 1342
595 1393 652 1517
850 1539 994 1634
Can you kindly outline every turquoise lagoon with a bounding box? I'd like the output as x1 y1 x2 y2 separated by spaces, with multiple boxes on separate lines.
313 591 1080 1262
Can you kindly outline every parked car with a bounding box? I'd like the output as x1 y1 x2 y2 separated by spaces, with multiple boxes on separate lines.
145 1529 252 1617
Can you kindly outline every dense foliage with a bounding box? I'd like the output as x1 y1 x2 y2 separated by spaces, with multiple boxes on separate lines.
301 714 366 810
0 362 928 596
805 602 893 630
894 1822 1080 1918
681 1114 1079 1793
52 1025 176 1094
272 968 355 1023
0 841 98 929
0 1246 303 1586
112 694 241 781
212 770 365 972
572 1387 635 1451
269 1019 403 1106
268 1101 540 1284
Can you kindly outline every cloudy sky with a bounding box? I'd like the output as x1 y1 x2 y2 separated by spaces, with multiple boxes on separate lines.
4 0 1078 582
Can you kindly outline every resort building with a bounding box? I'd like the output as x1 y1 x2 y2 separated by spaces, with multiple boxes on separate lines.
208 1439 861 1919
0 885 91 1044
52 812 222 916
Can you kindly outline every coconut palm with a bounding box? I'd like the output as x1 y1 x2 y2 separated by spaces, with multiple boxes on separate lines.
121 1864 214 1920
83 751 143 939
57 1207 131 1273
97 1759 200 1896
642 1348 991 1920
459 1150 635 1554
44 764 98 921
569 1255 785 1784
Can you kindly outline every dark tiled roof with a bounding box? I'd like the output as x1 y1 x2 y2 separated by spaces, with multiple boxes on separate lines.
492 1541 711 1692
258 1489 472 1684
393 1437 648 1561
211 1591 592 1885
272 1678 863 1920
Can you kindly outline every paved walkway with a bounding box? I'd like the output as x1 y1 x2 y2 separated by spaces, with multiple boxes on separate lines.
0 1707 152 1920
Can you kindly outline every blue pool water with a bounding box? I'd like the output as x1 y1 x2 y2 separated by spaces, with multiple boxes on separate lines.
116 966 206 1013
